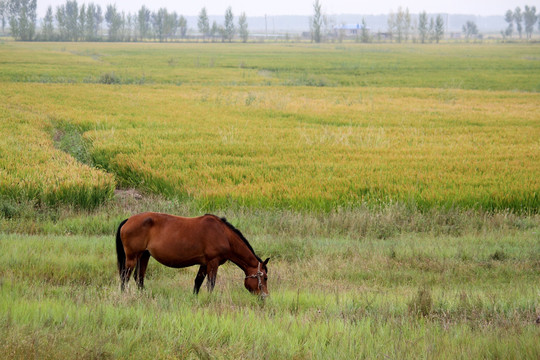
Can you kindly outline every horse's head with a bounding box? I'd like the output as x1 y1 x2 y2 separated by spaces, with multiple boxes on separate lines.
245 258 270 299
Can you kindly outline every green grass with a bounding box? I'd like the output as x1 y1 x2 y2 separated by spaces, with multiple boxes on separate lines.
1 42 539 91
1 229 539 359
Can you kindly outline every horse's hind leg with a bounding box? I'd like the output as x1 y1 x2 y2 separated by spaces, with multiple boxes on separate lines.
193 265 207 294
134 251 151 290
120 267 133 291
120 254 138 291
206 260 220 292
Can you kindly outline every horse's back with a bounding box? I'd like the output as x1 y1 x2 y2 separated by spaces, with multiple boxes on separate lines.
120 212 230 268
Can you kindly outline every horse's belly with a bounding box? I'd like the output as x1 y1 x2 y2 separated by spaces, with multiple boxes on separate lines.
147 241 206 268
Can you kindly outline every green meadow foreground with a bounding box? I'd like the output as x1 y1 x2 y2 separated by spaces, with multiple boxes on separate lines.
0 41 539 358
2 223 539 359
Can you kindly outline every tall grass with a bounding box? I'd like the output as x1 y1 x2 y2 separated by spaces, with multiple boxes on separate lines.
1 230 538 359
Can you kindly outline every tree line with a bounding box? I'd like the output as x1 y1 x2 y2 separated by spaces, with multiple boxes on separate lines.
1 0 249 42
309 1 539 43
310 2 445 44
1 0 539 43
503 5 538 40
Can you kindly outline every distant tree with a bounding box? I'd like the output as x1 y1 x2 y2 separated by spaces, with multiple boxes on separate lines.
434 14 444 43
64 0 79 41
41 5 54 40
105 4 122 41
178 15 187 38
310 0 323 43
94 4 102 38
224 6 235 42
360 17 369 43
218 23 226 42
387 10 395 41
514 7 523 38
55 4 67 39
418 11 428 43
504 9 514 37
394 7 404 42
84 3 100 41
151 8 167 42
78 3 85 40
165 11 178 40
462 20 478 41
523 5 537 40
137 5 150 40
0 0 7 34
120 11 127 41
8 0 37 40
197 7 209 40
393 6 410 43
210 20 218 41
404 8 411 41
428 17 435 42
125 12 134 41
238 12 248 42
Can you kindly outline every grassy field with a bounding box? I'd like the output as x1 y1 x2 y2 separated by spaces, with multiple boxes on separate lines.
1 41 539 358
2 227 539 359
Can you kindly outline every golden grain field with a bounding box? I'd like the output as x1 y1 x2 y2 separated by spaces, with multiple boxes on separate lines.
1 80 538 210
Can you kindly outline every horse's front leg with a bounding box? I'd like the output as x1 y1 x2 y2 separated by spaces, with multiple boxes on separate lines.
193 265 207 294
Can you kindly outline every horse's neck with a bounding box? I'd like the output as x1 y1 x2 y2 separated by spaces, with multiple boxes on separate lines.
227 234 259 275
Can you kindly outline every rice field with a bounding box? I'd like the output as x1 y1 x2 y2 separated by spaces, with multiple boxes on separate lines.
1 42 539 211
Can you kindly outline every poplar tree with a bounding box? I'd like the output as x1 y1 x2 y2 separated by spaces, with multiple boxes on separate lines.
197 7 209 40
418 11 428 43
434 15 444 43
0 0 6 34
137 5 150 40
238 12 248 43
224 6 235 42
504 9 514 37
514 7 523 38
310 0 322 43
178 15 187 38
42 5 54 40
523 5 537 40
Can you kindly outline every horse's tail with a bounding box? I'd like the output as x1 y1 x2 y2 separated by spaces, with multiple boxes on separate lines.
116 219 129 276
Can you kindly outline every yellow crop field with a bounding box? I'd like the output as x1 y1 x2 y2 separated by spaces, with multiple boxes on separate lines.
0 99 114 208
1 80 538 211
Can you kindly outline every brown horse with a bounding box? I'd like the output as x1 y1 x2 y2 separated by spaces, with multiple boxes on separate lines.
115 212 269 297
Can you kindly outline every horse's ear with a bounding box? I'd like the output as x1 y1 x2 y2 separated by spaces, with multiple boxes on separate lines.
263 257 270 265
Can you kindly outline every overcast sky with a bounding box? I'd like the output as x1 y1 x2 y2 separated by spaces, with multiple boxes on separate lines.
37 0 537 18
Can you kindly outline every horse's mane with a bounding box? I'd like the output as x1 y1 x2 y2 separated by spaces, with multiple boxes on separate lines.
207 214 264 266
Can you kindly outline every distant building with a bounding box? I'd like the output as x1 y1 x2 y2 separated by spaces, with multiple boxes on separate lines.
333 24 369 37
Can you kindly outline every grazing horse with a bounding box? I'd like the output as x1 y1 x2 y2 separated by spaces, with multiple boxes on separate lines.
115 212 269 297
